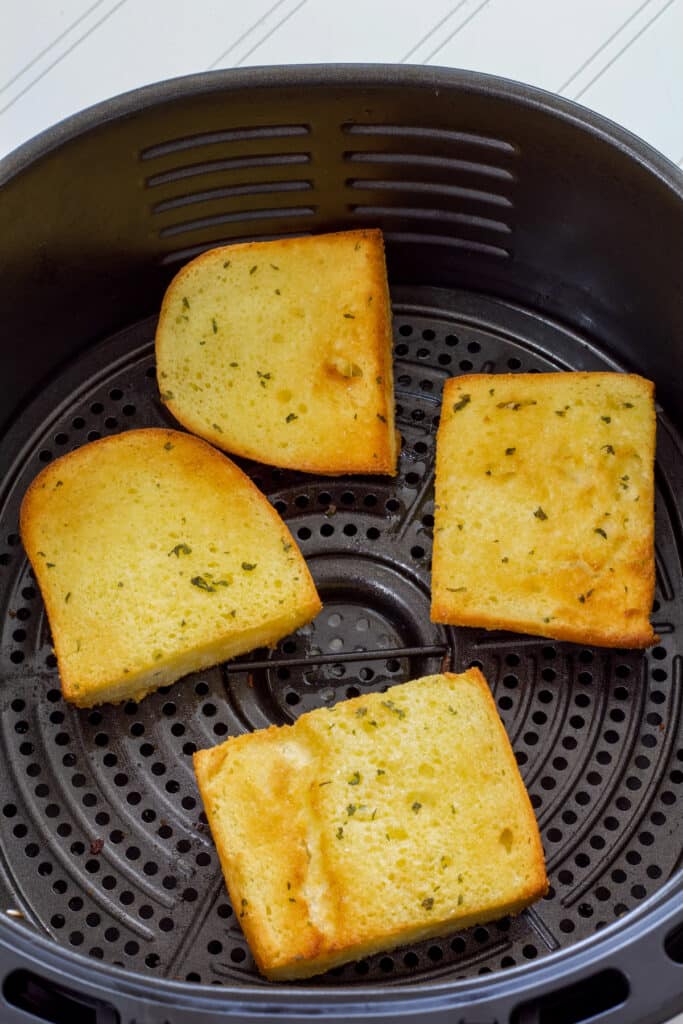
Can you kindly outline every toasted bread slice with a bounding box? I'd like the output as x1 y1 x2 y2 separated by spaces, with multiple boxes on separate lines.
20 428 321 707
155 229 397 475
432 373 656 648
194 669 547 980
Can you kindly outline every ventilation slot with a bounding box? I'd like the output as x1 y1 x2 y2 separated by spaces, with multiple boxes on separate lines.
146 152 310 188
348 178 512 209
141 124 310 160
345 150 515 182
512 968 629 1024
158 205 316 240
343 123 517 154
151 180 313 214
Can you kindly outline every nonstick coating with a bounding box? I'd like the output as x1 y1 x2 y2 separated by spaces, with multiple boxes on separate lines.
0 286 681 987
0 65 681 1024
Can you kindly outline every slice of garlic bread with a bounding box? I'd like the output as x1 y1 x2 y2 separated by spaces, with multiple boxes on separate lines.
432 372 656 648
20 428 321 706
194 669 547 981
155 229 397 475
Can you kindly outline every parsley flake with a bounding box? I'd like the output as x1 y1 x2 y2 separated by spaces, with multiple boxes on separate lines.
191 576 215 592
534 506 548 520
452 394 471 413
168 543 192 557
241 562 257 571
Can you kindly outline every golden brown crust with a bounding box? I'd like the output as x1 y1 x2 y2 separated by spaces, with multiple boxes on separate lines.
193 670 548 980
432 372 656 649
20 428 321 706
155 229 397 476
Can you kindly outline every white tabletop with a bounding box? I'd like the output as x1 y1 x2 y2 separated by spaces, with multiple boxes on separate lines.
1 3 682 1020
2 0 683 166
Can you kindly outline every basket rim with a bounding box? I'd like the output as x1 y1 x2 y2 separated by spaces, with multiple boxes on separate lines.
1 63 682 196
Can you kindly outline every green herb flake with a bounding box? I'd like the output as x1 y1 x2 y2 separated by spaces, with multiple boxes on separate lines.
355 707 368 718
286 412 298 423
458 894 464 906
159 390 174 403
381 700 406 719
191 575 215 593
163 441 174 451
229 361 239 368
602 444 615 455
348 771 361 786
497 399 537 410
223 260 231 268
578 589 594 604
240 898 248 918
376 413 387 424
168 543 192 557
452 394 471 413
182 296 190 310
281 539 293 552
601 415 611 423
274 288 281 295
319 780 332 787
450 803 456 815
505 447 516 455
336 827 344 839
421 897 434 910
623 402 634 408
46 562 55 568
249 265 257 275
534 506 548 520
594 528 607 539
346 804 357 817
288 896 296 903
343 313 355 320
543 616 552 623
65 592 71 603
411 801 422 813
377 768 386 776
241 562 257 571
376 375 383 384
446 586 467 593
489 388 495 396
501 556 509 563
117 581 124 588
212 318 218 334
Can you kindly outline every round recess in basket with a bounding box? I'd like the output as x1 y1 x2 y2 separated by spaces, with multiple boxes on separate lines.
0 290 680 992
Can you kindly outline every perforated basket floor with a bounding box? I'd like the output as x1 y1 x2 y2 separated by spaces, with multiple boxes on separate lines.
0 285 681 988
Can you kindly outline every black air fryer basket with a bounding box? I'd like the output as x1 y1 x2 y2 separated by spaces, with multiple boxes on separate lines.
0 66 681 1024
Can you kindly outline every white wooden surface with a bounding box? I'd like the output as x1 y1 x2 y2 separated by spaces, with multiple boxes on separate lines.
2 0 683 166
1 5 681 1020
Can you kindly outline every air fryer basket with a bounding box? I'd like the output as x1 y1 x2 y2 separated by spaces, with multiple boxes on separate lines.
0 66 681 1024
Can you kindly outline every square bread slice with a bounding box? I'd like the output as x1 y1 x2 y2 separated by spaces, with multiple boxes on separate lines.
432 372 656 648
20 428 321 707
155 229 397 475
193 669 547 981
